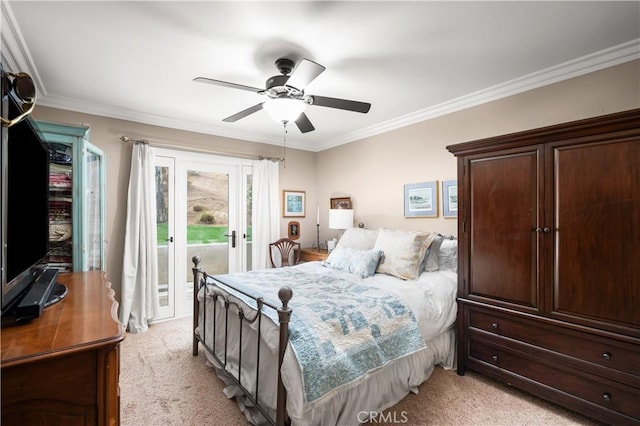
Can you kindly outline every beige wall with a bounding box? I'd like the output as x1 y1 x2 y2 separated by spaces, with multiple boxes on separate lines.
30 107 316 300
277 148 320 248
317 60 640 241
32 59 639 303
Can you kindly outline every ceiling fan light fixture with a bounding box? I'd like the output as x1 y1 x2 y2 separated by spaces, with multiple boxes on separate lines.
263 98 306 123
195 57 370 133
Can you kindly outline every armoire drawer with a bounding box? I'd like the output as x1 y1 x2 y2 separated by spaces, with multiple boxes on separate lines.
468 308 640 377
468 338 640 421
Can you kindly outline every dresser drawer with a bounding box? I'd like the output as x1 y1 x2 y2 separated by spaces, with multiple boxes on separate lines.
469 338 640 421
468 308 640 377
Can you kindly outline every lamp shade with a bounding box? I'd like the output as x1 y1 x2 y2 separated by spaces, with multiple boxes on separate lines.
329 209 354 230
263 98 306 123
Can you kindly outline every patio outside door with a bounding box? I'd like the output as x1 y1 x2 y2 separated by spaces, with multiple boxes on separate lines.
154 149 251 322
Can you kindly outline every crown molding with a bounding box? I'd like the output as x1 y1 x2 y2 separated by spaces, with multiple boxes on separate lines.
0 1 301 150
1 1 46 96
315 38 640 152
3 0 637 153
37 93 295 148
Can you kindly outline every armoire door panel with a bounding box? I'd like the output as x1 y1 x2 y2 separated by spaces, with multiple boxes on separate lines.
553 139 640 327
449 109 640 425
469 150 541 307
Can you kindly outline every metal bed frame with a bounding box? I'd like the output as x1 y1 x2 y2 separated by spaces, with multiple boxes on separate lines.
192 256 292 426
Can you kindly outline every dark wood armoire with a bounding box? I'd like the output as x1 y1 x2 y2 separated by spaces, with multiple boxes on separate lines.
447 109 639 425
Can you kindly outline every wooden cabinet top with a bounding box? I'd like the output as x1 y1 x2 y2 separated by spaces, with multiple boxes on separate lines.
446 108 640 156
1 271 124 368
299 247 329 262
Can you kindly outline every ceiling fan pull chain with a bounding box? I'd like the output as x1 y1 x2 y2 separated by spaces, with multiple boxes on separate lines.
282 122 288 168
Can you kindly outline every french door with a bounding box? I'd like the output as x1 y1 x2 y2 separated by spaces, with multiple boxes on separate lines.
153 148 252 321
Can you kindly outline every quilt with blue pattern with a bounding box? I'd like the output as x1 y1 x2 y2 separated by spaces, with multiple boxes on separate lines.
209 267 425 402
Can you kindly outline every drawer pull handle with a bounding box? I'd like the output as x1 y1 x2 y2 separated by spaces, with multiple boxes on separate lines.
492 355 499 362
491 322 498 330
602 352 611 361
603 392 611 402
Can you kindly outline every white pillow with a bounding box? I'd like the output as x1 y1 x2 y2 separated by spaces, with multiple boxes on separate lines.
373 229 433 280
437 238 458 272
422 234 444 272
335 227 380 250
324 246 384 278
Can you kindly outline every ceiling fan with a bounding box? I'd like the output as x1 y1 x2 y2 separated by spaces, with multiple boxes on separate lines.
194 57 371 133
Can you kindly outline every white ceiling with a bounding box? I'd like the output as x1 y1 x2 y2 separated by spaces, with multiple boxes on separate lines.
2 1 639 152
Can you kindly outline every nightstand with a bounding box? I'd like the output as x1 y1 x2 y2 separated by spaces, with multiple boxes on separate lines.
298 247 329 262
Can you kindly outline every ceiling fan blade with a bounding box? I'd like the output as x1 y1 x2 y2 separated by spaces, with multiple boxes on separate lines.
294 112 315 133
222 103 264 122
284 59 326 92
310 95 371 113
194 77 262 94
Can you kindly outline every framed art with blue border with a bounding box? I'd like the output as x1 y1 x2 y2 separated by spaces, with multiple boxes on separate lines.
404 181 438 217
283 190 305 217
442 179 458 218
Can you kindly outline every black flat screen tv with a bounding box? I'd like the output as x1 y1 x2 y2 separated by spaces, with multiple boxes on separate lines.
1 81 62 322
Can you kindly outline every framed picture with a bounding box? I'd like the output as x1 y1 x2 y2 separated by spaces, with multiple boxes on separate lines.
288 221 300 240
283 190 305 217
330 197 352 209
442 179 458 218
404 181 438 217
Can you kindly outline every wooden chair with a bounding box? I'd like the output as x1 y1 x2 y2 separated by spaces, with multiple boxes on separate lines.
269 238 301 268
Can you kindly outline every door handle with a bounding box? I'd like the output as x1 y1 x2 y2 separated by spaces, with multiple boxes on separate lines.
224 230 236 248
166 236 173 243
532 227 552 233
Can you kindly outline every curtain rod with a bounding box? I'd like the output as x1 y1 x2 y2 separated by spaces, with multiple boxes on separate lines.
119 136 284 162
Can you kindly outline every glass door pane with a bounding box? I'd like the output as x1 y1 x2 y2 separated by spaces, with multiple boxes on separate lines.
184 169 231 314
155 157 175 319
244 167 253 271
82 143 104 271
181 163 238 315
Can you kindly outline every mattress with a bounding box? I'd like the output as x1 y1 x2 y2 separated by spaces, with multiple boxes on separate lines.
196 261 458 425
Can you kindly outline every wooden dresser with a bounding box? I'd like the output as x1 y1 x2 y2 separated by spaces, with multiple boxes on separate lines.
1 271 124 425
447 109 640 425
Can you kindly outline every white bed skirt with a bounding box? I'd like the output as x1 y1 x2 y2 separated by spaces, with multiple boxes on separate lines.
197 319 455 426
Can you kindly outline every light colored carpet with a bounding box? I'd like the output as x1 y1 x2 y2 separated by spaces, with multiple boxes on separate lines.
120 316 246 425
120 316 600 426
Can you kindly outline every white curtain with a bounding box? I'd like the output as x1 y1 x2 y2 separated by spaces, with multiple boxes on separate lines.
119 143 160 333
251 159 280 270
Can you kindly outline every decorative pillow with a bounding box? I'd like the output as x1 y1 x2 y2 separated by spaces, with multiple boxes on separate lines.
422 234 444 272
335 227 380 251
373 229 432 280
438 238 458 272
324 246 384 278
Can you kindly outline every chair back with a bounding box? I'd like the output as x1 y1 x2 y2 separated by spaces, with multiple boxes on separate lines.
269 238 301 268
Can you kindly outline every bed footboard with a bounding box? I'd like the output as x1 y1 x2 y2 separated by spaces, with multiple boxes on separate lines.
191 256 292 426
